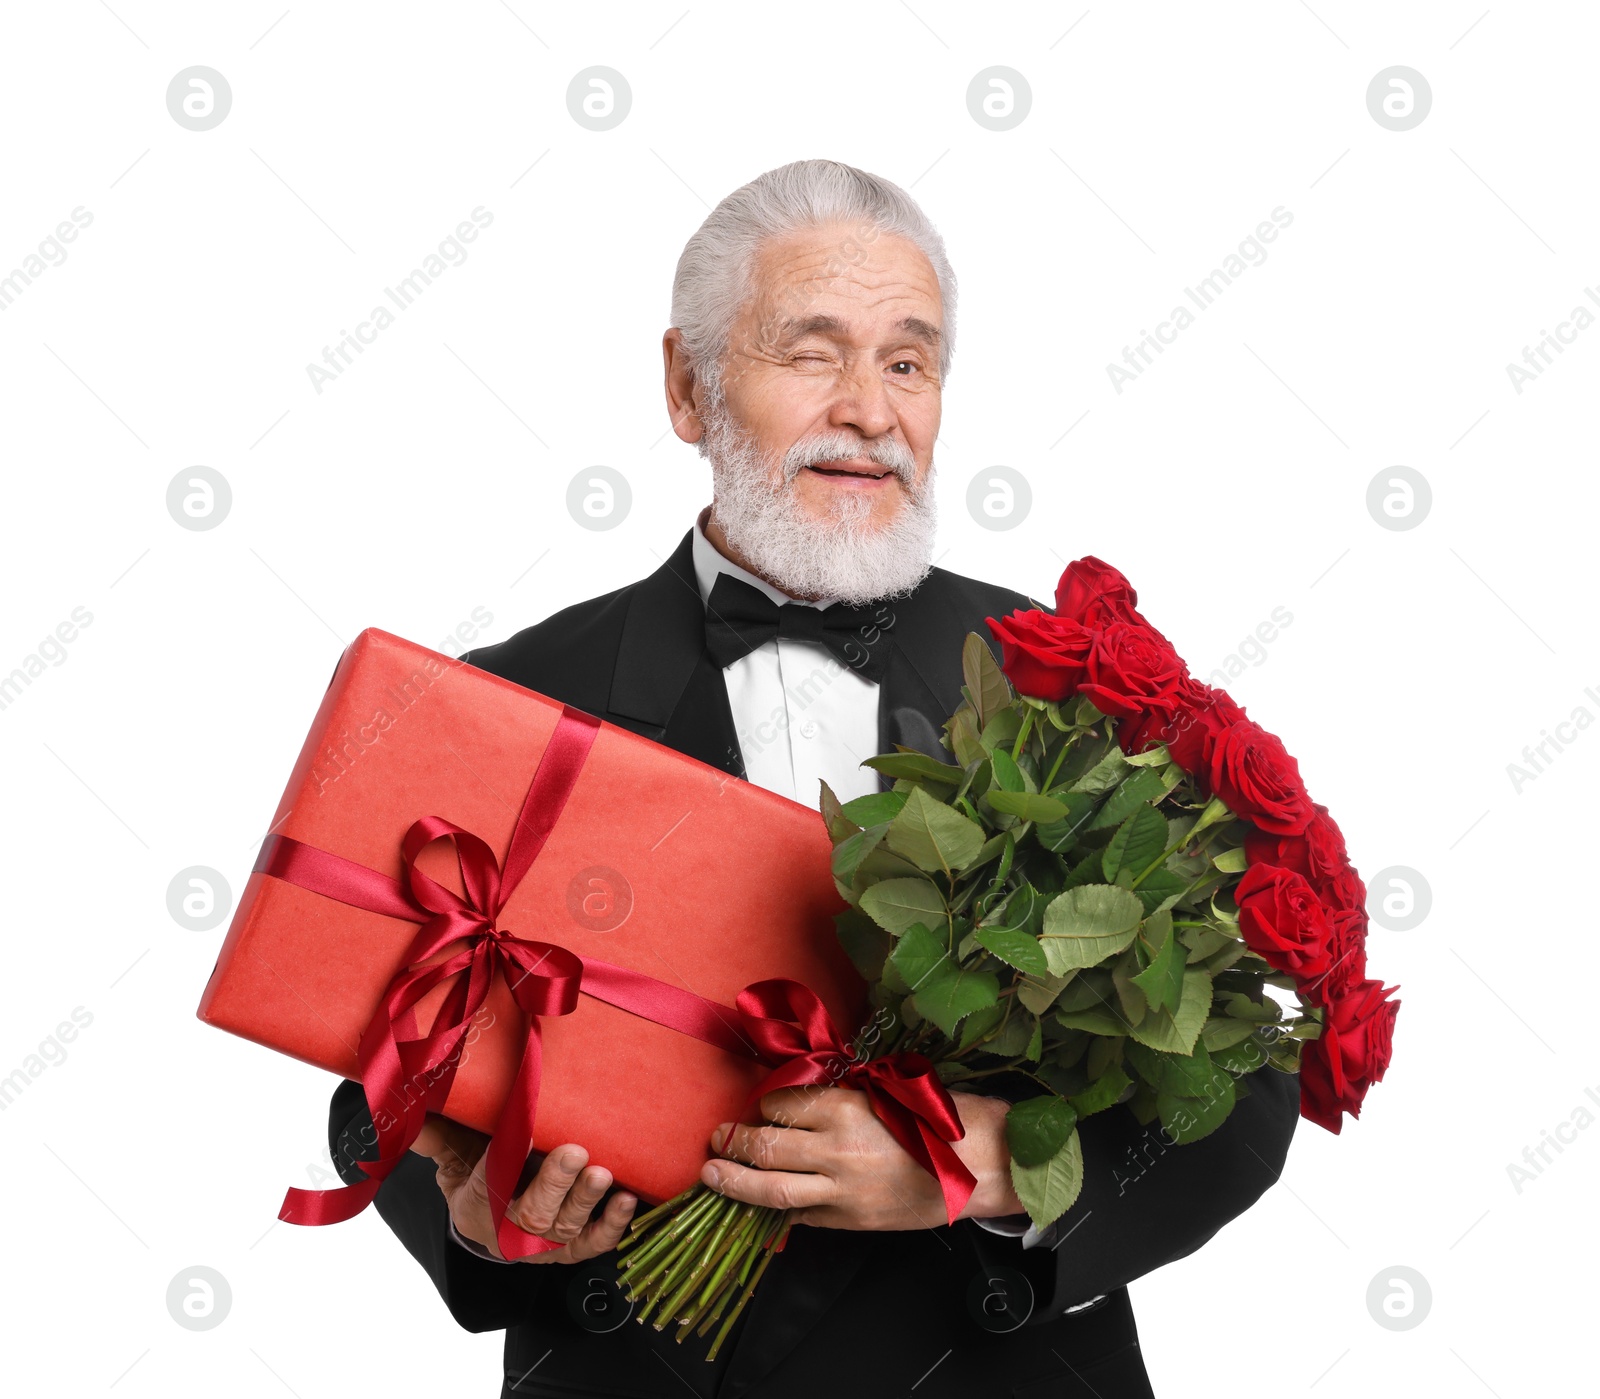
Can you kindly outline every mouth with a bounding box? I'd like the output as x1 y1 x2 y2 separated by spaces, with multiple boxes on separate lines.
803 459 897 482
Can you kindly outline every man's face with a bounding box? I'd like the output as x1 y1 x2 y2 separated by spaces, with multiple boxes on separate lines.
710 221 944 533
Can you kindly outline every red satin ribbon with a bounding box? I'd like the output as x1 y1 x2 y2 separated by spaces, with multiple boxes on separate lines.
735 979 977 1222
263 703 975 1258
269 706 750 1259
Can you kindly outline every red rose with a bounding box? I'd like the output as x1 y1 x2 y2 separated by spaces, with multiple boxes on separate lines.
1055 557 1139 626
1206 719 1314 836
1235 863 1333 982
1299 979 1399 1132
1076 621 1190 720
1315 860 1366 916
985 610 1094 701
1245 805 1344 880
1318 908 1370 1001
1132 681 1247 770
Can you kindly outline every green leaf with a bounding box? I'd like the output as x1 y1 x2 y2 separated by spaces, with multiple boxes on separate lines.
1130 911 1184 1014
1102 806 1170 884
1035 791 1097 852
840 789 908 828
956 1003 1004 1051
1068 746 1131 795
985 789 1069 823
962 631 1013 731
831 823 887 884
974 924 1049 976
945 706 986 768
863 751 967 785
1087 766 1171 831
1156 1040 1217 1097
1006 1095 1079 1168
819 780 860 843
986 1011 1035 1057
1182 924 1236 963
1069 1064 1132 1118
835 908 891 979
1024 1017 1043 1063
1131 868 1189 915
1009 1127 1084 1231
1123 745 1172 768
860 878 947 935
980 707 1024 752
913 965 999 1037
989 746 1028 792
1201 1018 1258 1051
1054 1006 1133 1036
1040 884 1145 974
1158 1070 1237 1144
889 921 951 990
960 831 1010 877
885 787 987 875
1016 971 1074 1015
1127 969 1214 1056
1211 847 1249 874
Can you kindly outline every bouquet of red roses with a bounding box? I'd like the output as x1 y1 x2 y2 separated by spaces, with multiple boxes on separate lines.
616 557 1397 1356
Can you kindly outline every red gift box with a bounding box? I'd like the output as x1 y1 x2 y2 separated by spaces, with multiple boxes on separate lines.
198 628 864 1207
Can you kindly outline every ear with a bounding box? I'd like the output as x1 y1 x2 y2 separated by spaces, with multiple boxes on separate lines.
662 329 705 445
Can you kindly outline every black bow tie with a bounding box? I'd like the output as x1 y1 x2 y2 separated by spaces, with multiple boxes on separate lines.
703 571 897 682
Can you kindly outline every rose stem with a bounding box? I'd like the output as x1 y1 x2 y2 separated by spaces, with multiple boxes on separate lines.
621 1195 726 1305
652 1196 746 1329
619 1186 722 1274
704 1214 792 1362
616 1184 699 1246
691 1208 774 1339
672 1206 764 1341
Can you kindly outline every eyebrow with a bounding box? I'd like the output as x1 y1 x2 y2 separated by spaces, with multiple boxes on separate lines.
776 313 942 348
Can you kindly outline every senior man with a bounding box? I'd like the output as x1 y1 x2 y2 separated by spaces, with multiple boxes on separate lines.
330 158 1297 1399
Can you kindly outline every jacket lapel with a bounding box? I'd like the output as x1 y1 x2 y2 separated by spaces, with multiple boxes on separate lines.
606 529 745 777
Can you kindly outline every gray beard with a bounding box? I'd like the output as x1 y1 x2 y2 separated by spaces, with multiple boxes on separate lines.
698 402 938 605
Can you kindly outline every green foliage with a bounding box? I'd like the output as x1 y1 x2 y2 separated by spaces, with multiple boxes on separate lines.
1040 885 1145 974
1006 1095 1079 1168
1009 1128 1083 1230
860 877 947 935
828 634 1301 1174
886 787 987 875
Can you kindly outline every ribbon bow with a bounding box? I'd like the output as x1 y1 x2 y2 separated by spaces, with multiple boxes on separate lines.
276 707 606 1259
734 979 977 1223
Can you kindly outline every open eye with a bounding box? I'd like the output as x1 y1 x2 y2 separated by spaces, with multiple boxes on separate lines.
889 360 920 376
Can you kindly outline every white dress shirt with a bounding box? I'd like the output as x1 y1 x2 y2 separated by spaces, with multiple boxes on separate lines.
690 507 882 809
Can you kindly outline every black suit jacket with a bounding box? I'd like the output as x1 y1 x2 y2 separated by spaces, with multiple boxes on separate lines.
328 529 1298 1399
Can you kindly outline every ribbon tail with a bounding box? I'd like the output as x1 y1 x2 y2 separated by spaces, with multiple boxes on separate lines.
486 1015 563 1261
279 1175 382 1226
916 1123 977 1223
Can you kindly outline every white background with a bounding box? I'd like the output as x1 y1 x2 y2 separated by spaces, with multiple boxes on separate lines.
2 2 1594 1394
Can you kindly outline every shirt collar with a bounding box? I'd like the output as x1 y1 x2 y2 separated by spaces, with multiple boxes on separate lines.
691 505 835 611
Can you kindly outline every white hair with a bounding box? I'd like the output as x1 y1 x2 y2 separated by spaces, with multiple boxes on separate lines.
670 158 957 403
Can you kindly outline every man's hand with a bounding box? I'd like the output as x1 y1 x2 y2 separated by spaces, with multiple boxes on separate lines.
410 1115 636 1262
701 1087 1023 1230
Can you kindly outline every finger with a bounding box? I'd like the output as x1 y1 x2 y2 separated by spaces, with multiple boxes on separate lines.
712 1120 819 1173
507 1144 588 1236
561 1190 637 1263
543 1165 614 1244
411 1115 490 1174
758 1086 840 1130
700 1158 833 1212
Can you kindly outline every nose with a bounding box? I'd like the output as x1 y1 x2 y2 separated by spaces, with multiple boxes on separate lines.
826 359 898 442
